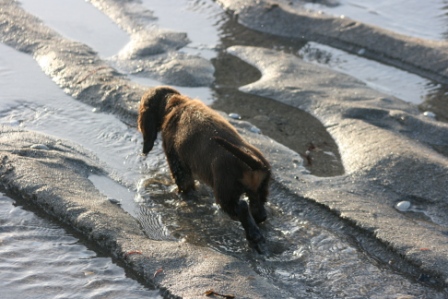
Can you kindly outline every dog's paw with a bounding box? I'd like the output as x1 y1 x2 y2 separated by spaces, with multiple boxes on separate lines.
250 205 267 224
253 212 267 224
178 189 198 201
176 182 195 194
248 233 267 254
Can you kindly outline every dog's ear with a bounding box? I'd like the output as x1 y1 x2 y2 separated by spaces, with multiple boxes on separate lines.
138 92 158 155
138 86 180 155
139 110 157 155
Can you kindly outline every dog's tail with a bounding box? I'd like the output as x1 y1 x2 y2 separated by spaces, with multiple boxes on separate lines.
213 137 268 171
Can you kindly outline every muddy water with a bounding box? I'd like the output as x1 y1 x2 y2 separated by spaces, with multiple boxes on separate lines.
2 0 448 297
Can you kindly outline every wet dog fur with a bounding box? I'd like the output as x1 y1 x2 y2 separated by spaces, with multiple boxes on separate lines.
138 86 271 253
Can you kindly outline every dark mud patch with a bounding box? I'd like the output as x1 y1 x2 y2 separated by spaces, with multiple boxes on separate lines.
212 53 344 176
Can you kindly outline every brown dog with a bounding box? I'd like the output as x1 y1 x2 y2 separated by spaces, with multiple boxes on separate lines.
138 86 271 253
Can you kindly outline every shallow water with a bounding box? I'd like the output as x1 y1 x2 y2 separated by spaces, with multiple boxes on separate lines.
302 0 448 41
138 178 445 298
19 0 129 57
18 0 446 107
1 0 448 297
0 43 147 188
0 193 161 299
299 42 436 105
140 0 224 60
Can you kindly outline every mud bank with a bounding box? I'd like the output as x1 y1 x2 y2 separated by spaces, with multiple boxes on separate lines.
1 0 448 298
216 0 448 85
227 45 448 284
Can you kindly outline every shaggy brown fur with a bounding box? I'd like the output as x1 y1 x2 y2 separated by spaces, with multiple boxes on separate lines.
138 86 271 253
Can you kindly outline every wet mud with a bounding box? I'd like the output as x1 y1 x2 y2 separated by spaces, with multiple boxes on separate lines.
212 53 344 176
2 0 448 298
217 0 448 85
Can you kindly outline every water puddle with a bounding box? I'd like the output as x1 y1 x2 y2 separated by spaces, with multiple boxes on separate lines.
140 0 225 60
136 178 445 298
0 193 160 299
19 0 129 57
302 0 448 41
88 175 138 216
17 0 448 113
299 41 436 105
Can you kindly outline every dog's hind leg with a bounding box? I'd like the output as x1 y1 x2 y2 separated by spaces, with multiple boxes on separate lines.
247 177 269 224
235 199 266 253
165 149 195 194
247 191 267 224
214 178 265 253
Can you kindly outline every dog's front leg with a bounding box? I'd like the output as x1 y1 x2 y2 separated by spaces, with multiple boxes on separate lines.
165 149 195 194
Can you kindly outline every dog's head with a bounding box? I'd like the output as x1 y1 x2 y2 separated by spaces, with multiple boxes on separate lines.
138 86 180 155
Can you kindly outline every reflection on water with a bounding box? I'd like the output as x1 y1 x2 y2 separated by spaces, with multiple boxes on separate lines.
0 193 161 299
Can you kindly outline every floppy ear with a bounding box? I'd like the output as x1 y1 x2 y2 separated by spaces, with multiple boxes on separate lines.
142 115 157 155
138 86 181 155
138 106 158 155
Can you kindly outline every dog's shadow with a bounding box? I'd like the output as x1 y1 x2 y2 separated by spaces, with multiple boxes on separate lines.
137 173 293 256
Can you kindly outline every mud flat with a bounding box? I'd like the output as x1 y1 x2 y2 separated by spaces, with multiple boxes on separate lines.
216 0 448 85
1 0 448 298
